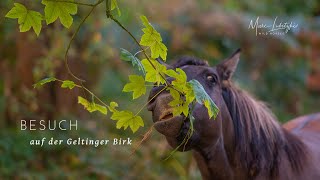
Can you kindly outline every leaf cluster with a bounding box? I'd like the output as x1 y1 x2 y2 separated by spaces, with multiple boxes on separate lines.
15 0 219 133
120 16 219 121
6 1 77 36
5 0 120 36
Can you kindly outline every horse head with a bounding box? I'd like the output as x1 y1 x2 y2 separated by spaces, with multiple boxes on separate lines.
146 49 320 180
147 50 240 151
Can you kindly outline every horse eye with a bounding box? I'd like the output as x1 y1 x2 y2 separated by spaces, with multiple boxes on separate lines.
207 75 216 84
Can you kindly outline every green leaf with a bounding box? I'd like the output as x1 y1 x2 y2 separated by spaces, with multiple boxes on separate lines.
33 77 56 88
168 88 188 116
184 83 196 105
111 110 144 133
94 104 108 115
204 99 217 119
141 59 167 85
120 48 145 75
78 96 107 115
111 0 121 16
6 3 43 36
140 16 167 61
123 75 146 99
61 80 76 89
188 80 219 119
166 68 187 91
42 0 77 28
109 101 118 113
166 68 195 116
108 102 144 133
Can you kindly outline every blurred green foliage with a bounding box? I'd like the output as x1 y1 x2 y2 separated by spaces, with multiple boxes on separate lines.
0 0 319 179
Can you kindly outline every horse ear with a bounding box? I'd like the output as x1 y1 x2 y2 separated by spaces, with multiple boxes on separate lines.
217 49 240 81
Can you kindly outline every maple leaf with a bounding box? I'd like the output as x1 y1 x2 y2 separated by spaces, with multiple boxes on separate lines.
166 68 195 116
111 0 121 16
78 96 108 115
111 110 144 133
204 99 217 119
140 16 167 61
120 48 145 75
42 0 77 28
168 88 189 116
5 3 43 36
61 80 76 89
33 77 56 88
108 102 144 133
189 80 219 119
108 101 119 113
141 59 167 85
184 83 195 105
122 75 146 99
166 68 188 92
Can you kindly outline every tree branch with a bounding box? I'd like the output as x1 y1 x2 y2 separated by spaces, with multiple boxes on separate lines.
64 0 104 82
46 0 96 7
108 15 183 94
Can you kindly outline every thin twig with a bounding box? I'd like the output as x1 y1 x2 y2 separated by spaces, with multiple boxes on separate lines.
130 124 154 156
133 46 150 58
46 0 95 7
109 15 173 86
82 86 109 107
110 15 184 94
134 85 167 116
56 78 109 109
64 0 104 82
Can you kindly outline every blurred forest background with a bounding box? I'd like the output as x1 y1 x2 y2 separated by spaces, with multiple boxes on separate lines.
0 0 320 179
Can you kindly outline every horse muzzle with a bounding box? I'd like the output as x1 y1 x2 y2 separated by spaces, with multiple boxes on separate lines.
148 93 185 137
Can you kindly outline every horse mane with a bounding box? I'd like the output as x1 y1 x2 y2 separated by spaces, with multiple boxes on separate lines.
174 57 309 178
222 82 309 177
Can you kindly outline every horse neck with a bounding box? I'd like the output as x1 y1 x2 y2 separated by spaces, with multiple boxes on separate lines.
194 85 310 179
193 101 284 179
193 104 237 180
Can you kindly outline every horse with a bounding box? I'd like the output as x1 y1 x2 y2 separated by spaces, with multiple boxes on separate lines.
147 49 320 180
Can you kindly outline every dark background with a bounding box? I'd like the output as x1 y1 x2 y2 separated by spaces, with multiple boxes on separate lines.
0 0 319 179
